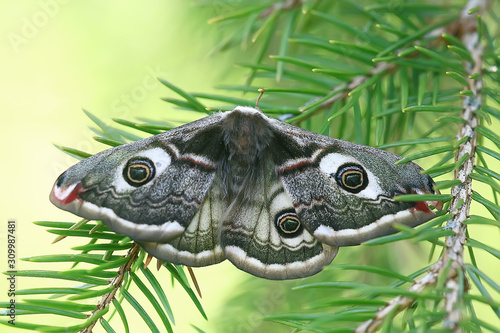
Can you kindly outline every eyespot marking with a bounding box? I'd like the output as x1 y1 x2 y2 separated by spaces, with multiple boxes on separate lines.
335 163 368 193
276 212 302 238
319 153 383 200
123 157 155 187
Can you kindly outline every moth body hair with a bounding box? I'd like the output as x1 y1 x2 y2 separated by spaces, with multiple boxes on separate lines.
220 108 274 202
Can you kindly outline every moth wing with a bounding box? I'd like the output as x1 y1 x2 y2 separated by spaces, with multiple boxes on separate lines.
50 114 226 245
269 120 439 247
220 161 338 280
141 185 227 267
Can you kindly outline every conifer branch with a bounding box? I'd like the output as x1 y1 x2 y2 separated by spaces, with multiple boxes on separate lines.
442 0 484 329
295 62 396 123
81 243 141 333
293 16 454 122
259 0 309 19
355 262 442 333
355 0 488 331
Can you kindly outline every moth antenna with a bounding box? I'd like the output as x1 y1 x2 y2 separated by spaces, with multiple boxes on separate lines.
256 88 265 109
156 259 164 271
144 253 153 269
187 266 202 298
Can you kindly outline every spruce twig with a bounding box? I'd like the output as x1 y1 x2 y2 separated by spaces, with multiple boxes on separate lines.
442 0 484 329
293 12 462 122
259 0 309 18
81 243 141 333
355 1 487 331
296 61 396 122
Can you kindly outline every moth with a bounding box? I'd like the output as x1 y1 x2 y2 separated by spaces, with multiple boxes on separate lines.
50 106 442 280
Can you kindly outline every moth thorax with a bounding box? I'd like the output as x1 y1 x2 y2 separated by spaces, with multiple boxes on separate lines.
222 110 274 164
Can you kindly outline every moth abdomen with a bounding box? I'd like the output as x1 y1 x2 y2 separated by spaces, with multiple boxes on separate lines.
219 154 269 203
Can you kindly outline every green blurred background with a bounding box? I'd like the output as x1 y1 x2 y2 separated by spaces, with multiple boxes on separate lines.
1 1 499 332
0 1 252 331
